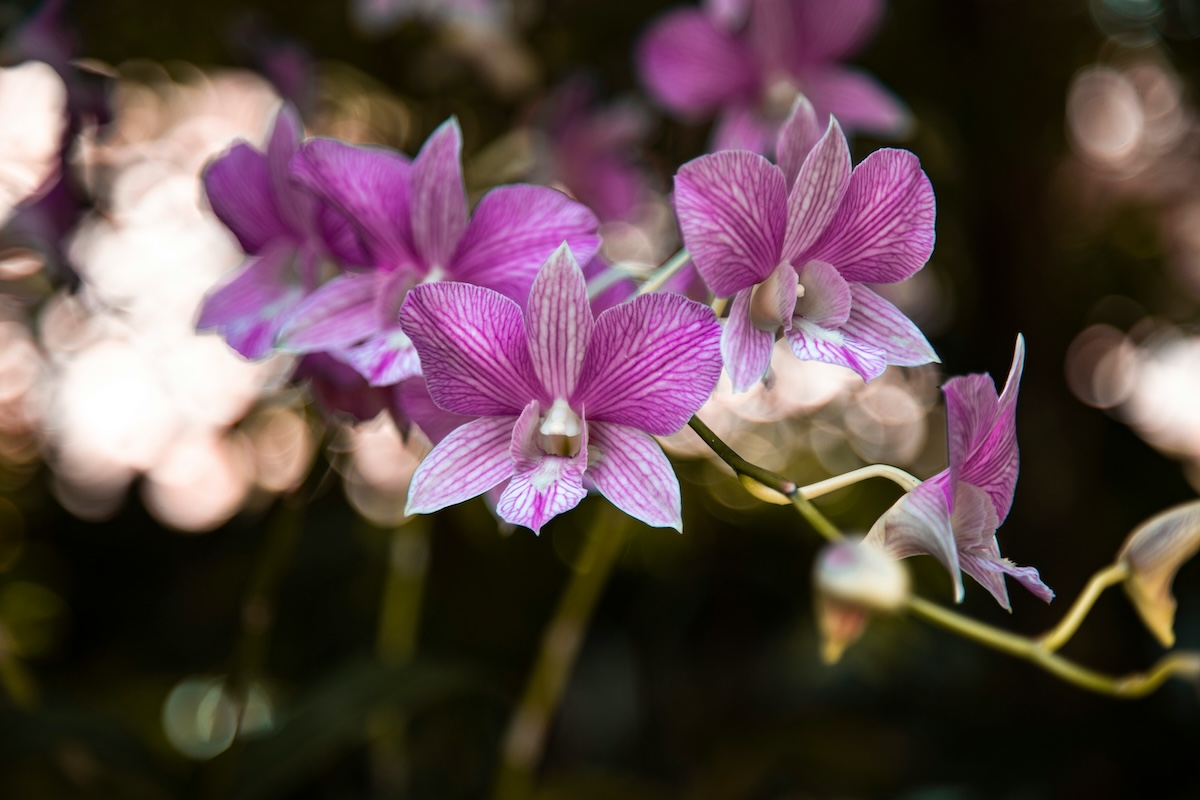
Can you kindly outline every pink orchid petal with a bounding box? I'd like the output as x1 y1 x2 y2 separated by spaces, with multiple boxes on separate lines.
395 376 476 445
203 142 289 254
451 184 600 305
791 0 885 64
527 243 594 398
781 118 851 262
294 353 391 423
960 549 1055 610
865 476 964 602
337 327 422 386
276 271 387 352
587 421 682 531
806 148 935 284
841 284 939 367
576 293 722 435
399 281 543 416
946 334 1025 522
496 401 588 534
801 66 912 139
723 287 776 393
197 246 302 359
784 317 888 382
775 96 822 189
710 102 775 155
266 105 312 233
411 117 468 270
705 0 751 30
747 0 796 74
291 138 416 268
637 8 757 116
315 203 370 267
795 259 851 328
405 415 517 515
674 150 787 297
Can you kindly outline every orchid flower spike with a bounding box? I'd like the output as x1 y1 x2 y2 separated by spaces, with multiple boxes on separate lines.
864 335 1054 610
674 98 937 391
399 243 722 533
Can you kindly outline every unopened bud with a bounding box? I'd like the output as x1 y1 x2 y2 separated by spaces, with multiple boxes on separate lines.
1117 500 1200 647
813 540 910 664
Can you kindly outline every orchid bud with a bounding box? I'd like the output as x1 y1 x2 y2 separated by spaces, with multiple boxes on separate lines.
1117 500 1200 647
813 539 910 664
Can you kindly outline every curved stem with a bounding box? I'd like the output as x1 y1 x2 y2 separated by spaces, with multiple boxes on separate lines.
637 249 691 296
799 464 921 498
492 508 629 800
1038 561 1129 653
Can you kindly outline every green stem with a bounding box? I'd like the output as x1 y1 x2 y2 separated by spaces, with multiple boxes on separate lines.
492 509 629 800
1038 561 1129 653
637 249 691 296
799 464 921 498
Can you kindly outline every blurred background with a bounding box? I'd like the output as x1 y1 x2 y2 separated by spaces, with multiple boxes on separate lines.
1 0 1199 797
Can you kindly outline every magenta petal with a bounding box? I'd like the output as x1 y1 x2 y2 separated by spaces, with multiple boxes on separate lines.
399 282 543 416
791 0 885 64
710 103 775 155
496 401 588 534
775 96 822 189
723 287 776 393
587 421 683 531
204 142 289 254
265 105 312 232
395 376 476 445
197 246 302 359
451 184 600 305
575 293 721 435
338 327 422 386
802 66 912 139
784 318 888 382
946 334 1025 522
795 259 851 328
405 415 517 515
411 118 468 270
526 244 594 398
291 138 415 268
276 271 385 352
806 148 935 284
781 118 851 262
865 476 964 602
637 8 757 115
674 151 787 298
841 284 939 367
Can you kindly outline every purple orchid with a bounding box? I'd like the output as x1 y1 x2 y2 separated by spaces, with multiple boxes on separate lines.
276 117 600 387
197 105 365 359
864 335 1054 610
398 243 722 533
674 98 937 391
637 0 909 155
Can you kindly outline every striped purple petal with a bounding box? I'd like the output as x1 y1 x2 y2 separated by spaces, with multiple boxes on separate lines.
722 288 775 393
405 415 517 515
781 118 851 263
586 421 683 531
526 244 593 399
411 117 468 271
496 401 588 533
840 284 939 368
865 475 964 602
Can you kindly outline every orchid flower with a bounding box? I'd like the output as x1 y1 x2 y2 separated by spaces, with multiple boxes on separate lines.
276 117 600 387
197 105 366 359
674 98 937 391
864 335 1054 610
637 0 909 155
399 243 722 533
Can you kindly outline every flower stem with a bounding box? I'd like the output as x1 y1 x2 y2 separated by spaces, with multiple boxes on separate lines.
1037 560 1129 652
637 249 691 296
798 464 922 497
492 508 629 800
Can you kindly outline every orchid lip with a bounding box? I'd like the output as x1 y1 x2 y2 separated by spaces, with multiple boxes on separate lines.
539 397 583 457
748 261 800 332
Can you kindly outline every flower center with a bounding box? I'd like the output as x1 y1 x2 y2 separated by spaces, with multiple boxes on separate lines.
763 74 802 120
538 398 583 457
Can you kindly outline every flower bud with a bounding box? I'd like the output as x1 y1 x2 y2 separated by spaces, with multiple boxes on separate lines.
1117 500 1200 647
813 540 910 664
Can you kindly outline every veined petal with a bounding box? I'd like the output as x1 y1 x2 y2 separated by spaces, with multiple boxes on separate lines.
785 317 888 382
266 104 313 233
782 118 851 262
496 401 588 534
795 259 851 327
674 150 787 297
405 415 517 515
806 148 935 284
723 288 776 393
197 246 303 359
636 8 757 115
947 334 1025 522
587 421 682 531
865 476 964 602
801 66 912 139
315 203 370 267
203 142 289 254
527 243 594 398
337 327 422 386
710 103 775 155
575 293 721 435
411 118 468 270
276 271 386 352
960 553 1055 610
776 96 822 189
451 184 600 305
399 281 542 416
291 138 415 268
841 284 939 367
